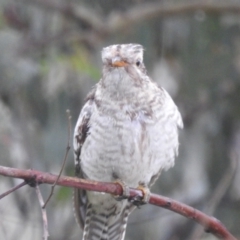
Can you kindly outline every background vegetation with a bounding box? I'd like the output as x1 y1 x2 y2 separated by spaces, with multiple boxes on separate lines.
0 0 240 239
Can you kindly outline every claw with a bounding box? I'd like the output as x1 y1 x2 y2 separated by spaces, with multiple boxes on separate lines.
113 179 130 200
130 183 151 207
137 184 151 203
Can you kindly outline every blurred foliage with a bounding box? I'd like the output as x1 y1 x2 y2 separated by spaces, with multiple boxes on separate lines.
63 45 100 80
55 186 72 203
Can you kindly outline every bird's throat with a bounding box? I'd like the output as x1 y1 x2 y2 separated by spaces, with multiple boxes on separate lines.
102 68 138 100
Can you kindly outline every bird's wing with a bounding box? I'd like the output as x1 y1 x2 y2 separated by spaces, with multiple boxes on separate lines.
148 86 183 187
73 88 96 229
161 87 183 129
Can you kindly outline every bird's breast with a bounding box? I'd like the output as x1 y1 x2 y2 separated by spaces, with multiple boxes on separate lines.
80 101 177 188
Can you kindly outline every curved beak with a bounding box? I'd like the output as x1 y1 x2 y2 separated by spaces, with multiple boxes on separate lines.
111 57 128 67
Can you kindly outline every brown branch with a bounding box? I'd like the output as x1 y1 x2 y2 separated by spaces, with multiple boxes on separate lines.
0 165 121 195
0 165 237 240
149 193 236 240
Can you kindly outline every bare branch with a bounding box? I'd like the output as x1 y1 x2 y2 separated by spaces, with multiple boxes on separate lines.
0 165 122 195
20 0 105 33
0 181 27 199
0 165 237 240
149 193 236 240
16 0 240 51
20 0 240 35
43 109 72 208
35 185 49 240
107 1 240 33
17 0 240 50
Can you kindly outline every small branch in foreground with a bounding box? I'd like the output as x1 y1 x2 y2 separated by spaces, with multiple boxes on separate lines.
0 165 237 240
35 185 49 240
43 109 72 208
0 181 27 199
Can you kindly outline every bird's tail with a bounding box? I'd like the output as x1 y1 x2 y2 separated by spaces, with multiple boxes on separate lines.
81 200 132 240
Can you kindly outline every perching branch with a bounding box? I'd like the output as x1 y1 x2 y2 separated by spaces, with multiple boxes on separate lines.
0 165 237 240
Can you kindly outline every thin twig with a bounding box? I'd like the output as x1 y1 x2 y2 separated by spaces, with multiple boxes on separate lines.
35 185 49 240
43 110 72 208
0 165 237 240
0 181 27 199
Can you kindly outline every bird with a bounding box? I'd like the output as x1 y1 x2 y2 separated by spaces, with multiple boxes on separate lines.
73 43 183 240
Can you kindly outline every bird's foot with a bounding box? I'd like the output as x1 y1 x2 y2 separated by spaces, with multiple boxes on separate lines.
129 183 151 208
113 179 130 201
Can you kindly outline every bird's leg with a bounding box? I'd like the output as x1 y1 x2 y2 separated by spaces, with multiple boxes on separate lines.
113 179 130 201
129 182 150 208
137 183 151 203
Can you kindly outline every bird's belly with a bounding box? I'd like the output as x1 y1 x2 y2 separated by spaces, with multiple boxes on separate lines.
81 115 175 188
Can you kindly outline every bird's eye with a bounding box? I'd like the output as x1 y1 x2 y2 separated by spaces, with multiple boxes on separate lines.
136 60 141 67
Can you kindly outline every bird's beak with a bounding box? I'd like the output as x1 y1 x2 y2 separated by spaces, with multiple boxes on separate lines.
111 57 128 67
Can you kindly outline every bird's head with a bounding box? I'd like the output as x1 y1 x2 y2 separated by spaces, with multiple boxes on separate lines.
101 43 145 70
100 44 147 99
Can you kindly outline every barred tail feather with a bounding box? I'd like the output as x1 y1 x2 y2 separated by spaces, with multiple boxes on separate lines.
82 202 131 240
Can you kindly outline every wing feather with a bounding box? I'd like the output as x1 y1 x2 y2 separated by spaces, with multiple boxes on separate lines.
73 87 96 229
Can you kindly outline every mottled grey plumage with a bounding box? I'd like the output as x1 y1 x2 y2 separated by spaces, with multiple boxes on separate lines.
73 44 183 240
